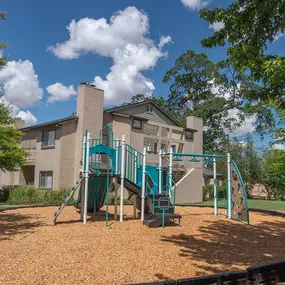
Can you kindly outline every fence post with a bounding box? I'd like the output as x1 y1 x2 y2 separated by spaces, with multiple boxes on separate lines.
120 135 126 222
213 156 217 216
141 146 147 222
158 149 162 194
227 153 232 219
83 131 90 224
168 147 173 199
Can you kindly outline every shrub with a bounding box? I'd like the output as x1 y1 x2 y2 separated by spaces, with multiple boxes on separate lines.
6 186 71 205
203 184 227 201
0 186 11 202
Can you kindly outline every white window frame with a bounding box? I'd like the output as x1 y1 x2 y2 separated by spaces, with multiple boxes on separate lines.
39 171 53 189
146 105 153 113
42 130 56 148
185 130 194 140
132 119 142 130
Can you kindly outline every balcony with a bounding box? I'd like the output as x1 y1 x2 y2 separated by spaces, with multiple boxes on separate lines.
25 149 36 165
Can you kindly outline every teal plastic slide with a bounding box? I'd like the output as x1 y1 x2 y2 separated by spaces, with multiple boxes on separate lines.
77 176 109 212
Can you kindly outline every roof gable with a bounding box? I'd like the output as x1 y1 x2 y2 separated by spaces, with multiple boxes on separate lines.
104 100 181 127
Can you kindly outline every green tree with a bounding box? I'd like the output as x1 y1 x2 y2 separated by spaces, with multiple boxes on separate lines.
130 94 167 108
215 135 263 192
263 149 285 200
163 50 274 152
0 12 27 171
200 0 285 139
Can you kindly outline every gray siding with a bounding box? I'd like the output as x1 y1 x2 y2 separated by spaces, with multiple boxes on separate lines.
116 104 177 126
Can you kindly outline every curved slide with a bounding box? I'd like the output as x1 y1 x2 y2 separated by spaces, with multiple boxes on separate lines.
76 176 111 212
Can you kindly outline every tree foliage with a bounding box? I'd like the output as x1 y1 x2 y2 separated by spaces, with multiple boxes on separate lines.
0 12 27 172
215 135 263 191
263 149 285 200
200 0 285 140
163 50 274 152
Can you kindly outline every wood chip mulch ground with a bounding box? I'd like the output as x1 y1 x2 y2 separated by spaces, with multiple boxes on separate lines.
1 205 285 285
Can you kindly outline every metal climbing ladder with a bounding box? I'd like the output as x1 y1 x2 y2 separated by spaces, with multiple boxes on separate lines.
53 176 84 224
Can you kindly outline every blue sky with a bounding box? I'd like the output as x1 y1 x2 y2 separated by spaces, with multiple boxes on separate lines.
0 0 284 148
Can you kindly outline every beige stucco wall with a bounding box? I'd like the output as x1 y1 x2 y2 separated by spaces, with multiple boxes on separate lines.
59 121 78 188
175 168 204 203
32 121 78 189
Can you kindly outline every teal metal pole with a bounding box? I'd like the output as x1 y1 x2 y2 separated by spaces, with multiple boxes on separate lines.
158 149 162 194
162 210 165 228
163 152 225 159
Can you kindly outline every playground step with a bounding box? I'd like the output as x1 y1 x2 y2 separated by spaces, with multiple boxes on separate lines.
143 214 162 228
143 213 182 228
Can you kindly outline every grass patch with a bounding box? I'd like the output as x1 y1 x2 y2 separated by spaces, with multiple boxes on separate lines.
2 186 72 206
185 199 285 211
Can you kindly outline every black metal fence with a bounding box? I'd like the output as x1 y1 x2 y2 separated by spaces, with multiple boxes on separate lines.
128 260 285 285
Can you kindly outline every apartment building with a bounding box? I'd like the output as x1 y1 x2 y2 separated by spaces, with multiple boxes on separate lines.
0 83 204 203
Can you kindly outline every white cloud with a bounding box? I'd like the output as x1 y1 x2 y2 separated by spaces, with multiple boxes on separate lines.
0 98 37 127
225 108 257 137
0 59 40 127
0 50 3 58
181 0 209 10
0 60 43 108
158 36 172 50
273 32 285 42
209 21 225 32
46 83 77 103
272 144 285 151
16 111 38 127
48 7 172 105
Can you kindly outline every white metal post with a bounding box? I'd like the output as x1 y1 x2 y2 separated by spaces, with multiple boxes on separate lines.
120 135 126 222
227 153 232 219
82 136 86 173
158 149 162 194
114 184 118 220
134 150 138 184
115 139 119 174
213 156 217 216
168 147 173 199
83 132 90 224
141 146 147 222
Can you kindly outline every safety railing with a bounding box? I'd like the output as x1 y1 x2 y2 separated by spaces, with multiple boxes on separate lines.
164 172 177 211
88 136 120 175
125 144 143 186
145 171 157 213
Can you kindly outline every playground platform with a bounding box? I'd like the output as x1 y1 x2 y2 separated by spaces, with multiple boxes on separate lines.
1 205 284 284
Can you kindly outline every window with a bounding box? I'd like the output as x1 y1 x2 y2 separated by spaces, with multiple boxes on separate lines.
154 142 158 154
132 119 142 130
171 144 177 153
185 130 194 140
146 105 153 113
42 130 55 148
161 143 167 151
39 171 53 189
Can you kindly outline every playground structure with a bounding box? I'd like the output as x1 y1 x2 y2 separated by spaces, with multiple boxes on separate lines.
53 124 249 227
